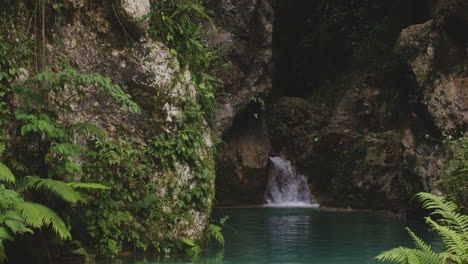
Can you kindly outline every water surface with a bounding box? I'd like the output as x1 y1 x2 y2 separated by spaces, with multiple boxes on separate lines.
97 207 440 264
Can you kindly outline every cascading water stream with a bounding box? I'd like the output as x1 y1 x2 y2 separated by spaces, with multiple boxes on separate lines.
265 156 319 207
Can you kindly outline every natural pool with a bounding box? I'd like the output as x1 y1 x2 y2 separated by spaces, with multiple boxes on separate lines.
96 207 440 264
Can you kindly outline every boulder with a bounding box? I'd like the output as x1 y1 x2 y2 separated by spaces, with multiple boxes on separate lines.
119 0 151 38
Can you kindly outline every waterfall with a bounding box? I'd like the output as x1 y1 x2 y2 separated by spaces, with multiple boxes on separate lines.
265 156 319 207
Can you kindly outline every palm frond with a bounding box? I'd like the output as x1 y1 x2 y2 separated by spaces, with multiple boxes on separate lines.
14 201 71 240
0 163 15 184
19 176 81 203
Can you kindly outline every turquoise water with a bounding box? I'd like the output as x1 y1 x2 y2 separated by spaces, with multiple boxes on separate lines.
98 207 440 264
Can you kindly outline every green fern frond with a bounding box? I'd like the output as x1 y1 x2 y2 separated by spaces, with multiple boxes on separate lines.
0 163 15 184
0 240 6 263
426 218 468 258
206 224 224 246
19 176 82 203
377 193 468 264
441 252 465 264
405 228 438 256
415 193 468 236
376 247 443 264
67 182 109 190
375 247 412 263
411 250 444 264
0 227 14 241
14 202 71 240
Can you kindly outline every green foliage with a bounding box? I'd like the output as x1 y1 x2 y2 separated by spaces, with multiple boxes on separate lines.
0 33 138 260
17 176 108 204
77 137 157 256
0 163 15 184
0 34 31 157
375 192 468 264
0 1 218 260
149 124 214 211
206 224 224 246
0 162 105 263
149 0 221 127
180 238 201 256
440 135 467 211
78 117 215 257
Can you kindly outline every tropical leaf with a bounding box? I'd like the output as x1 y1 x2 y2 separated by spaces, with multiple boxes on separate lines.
425 218 468 259
206 224 224 246
0 240 6 263
0 163 15 184
415 193 468 237
67 182 109 190
0 227 13 241
5 219 34 234
376 247 413 263
14 202 71 240
376 192 468 264
18 176 82 203
406 228 430 253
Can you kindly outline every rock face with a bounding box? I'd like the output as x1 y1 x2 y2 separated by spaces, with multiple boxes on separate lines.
259 0 467 210
396 19 468 133
208 0 274 204
216 113 271 205
52 0 211 241
208 0 274 134
214 0 466 210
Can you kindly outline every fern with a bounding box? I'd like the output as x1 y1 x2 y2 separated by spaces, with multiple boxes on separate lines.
0 227 13 241
206 224 224 246
425 218 468 260
67 182 108 190
17 176 109 204
415 193 468 238
18 176 82 203
180 238 201 256
0 163 15 184
14 202 71 240
375 192 468 264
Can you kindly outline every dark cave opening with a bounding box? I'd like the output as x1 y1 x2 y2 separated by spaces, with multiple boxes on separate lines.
268 0 430 99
